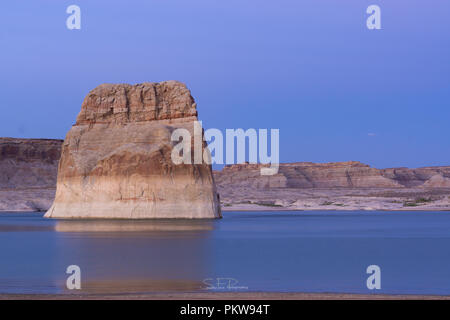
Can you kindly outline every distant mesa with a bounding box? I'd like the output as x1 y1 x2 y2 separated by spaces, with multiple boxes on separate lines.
214 161 450 189
213 162 450 211
0 138 62 212
45 81 221 219
0 138 62 189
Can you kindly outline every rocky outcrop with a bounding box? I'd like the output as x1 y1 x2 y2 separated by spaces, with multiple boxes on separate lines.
422 174 450 188
45 81 221 219
0 138 62 211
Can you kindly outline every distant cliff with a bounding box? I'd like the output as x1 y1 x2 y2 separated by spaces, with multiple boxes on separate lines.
214 162 450 211
0 138 62 211
214 161 450 190
0 138 62 189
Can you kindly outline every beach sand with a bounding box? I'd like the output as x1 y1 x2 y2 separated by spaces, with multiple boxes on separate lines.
0 292 449 300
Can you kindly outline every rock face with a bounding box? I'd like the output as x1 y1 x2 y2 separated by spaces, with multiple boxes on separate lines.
0 138 62 211
45 81 221 219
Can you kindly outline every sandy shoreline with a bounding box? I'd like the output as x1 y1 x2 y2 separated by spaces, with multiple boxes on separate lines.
1 292 449 300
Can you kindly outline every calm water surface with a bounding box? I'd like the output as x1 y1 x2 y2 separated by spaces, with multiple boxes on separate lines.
0 211 449 295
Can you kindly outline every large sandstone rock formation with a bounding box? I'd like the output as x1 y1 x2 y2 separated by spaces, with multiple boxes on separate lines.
45 81 221 219
0 138 62 211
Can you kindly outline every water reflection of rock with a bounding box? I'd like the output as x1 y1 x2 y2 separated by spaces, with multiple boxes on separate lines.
54 219 215 294
55 219 214 233
62 278 204 294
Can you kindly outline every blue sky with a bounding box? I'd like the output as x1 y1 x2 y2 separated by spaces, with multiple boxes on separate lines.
0 1 449 168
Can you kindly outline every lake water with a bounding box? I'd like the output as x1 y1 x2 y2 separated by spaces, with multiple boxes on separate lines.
0 211 449 295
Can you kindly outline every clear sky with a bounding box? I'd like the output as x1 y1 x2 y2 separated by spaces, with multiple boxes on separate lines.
0 1 449 169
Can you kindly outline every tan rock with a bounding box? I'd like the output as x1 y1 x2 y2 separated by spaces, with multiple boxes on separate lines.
214 162 450 211
45 81 221 219
422 174 450 188
214 162 450 190
0 138 62 212
0 138 62 189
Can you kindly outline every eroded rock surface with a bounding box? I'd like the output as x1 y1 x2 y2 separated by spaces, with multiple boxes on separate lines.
214 162 450 189
45 81 221 219
0 138 62 211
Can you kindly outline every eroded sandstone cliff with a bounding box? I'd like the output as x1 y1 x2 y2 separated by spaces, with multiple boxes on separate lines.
214 162 450 211
0 138 62 211
45 81 221 219
214 161 450 189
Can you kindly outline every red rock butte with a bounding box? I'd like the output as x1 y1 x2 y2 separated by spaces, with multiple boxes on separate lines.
45 81 221 219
